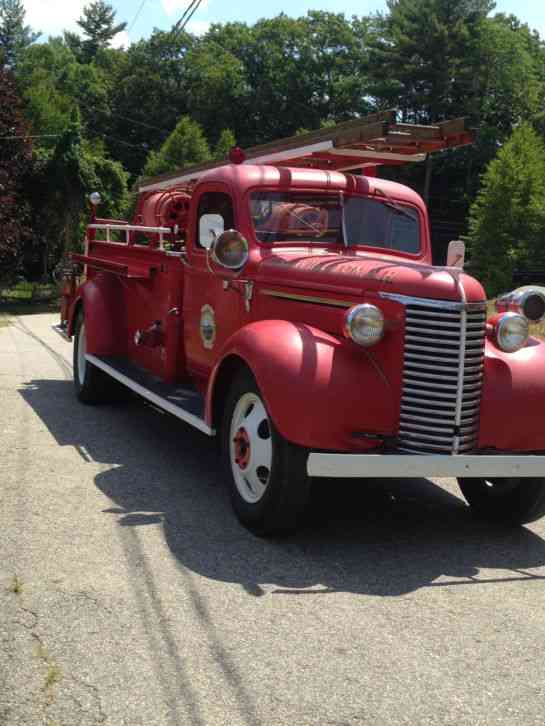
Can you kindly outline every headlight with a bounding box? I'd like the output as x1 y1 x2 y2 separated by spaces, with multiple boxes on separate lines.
496 288 545 323
344 304 384 347
495 312 529 353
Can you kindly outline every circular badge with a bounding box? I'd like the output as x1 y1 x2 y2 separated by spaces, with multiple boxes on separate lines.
200 304 216 350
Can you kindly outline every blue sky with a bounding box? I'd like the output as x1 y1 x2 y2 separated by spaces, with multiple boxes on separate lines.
23 1 545 46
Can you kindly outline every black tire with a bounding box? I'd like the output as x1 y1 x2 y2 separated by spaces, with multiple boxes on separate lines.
458 477 545 525
221 369 311 536
73 310 122 404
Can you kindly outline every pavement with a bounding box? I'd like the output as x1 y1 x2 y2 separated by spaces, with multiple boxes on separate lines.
1 311 545 726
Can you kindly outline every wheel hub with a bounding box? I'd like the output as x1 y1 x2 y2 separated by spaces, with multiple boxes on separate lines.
233 428 251 470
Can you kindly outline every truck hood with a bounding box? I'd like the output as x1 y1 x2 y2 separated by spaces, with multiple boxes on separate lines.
256 251 486 303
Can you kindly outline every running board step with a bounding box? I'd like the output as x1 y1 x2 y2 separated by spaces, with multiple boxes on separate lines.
86 354 214 436
52 324 71 341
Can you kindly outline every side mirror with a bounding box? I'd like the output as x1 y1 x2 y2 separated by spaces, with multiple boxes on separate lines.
446 239 465 269
211 230 249 270
199 213 224 250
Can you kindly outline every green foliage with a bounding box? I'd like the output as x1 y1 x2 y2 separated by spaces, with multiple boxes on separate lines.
468 124 545 295
0 0 40 67
5 5 545 283
368 0 496 122
143 116 210 178
0 67 33 283
214 129 236 159
76 1 126 60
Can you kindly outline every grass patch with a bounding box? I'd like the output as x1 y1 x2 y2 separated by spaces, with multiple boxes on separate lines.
44 662 62 690
7 575 23 594
0 281 58 303
34 643 63 698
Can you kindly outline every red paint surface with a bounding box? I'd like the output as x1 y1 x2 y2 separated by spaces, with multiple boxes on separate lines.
64 163 543 455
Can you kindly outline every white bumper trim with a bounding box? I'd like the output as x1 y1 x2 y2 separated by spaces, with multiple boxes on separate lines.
307 454 545 479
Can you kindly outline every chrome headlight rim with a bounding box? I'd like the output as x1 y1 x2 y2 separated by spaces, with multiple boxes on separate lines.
343 303 385 348
495 312 529 353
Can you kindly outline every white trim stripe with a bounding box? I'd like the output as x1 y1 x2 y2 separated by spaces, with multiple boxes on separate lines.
86 354 215 436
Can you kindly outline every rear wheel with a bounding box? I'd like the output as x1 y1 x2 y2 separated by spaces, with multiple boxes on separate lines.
221 370 311 535
458 477 545 525
73 310 122 404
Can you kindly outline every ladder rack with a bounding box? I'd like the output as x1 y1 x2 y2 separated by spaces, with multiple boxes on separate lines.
139 110 474 193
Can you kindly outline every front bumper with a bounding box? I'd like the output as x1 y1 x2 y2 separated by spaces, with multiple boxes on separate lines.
307 453 545 479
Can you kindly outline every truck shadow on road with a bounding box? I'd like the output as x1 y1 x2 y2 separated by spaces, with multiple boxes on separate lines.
20 379 545 598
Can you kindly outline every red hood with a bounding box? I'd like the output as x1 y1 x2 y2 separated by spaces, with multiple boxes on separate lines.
256 251 486 303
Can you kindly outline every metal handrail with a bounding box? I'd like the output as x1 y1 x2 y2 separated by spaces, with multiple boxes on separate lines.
87 223 173 249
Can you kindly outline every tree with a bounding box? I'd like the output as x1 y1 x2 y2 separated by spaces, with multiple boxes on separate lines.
468 124 545 295
77 1 126 60
0 67 33 282
214 129 236 159
33 109 128 271
367 0 496 122
142 116 210 178
0 0 40 68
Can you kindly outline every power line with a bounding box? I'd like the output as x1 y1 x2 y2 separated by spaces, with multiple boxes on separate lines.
112 113 171 135
128 0 148 33
0 134 60 140
172 0 204 36
172 0 199 33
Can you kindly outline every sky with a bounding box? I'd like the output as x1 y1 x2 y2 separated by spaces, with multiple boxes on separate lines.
22 0 545 48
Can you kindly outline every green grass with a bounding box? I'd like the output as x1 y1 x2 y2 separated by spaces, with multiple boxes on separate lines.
0 281 58 303
7 575 23 594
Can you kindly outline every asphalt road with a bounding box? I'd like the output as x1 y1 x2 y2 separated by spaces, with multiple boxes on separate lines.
1 312 545 726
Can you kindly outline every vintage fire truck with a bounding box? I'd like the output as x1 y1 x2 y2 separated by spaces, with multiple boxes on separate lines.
56 111 545 534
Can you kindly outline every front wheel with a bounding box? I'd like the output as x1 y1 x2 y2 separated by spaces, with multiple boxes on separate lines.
458 477 545 525
221 370 311 535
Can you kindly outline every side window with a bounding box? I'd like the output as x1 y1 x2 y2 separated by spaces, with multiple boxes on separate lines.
197 192 234 249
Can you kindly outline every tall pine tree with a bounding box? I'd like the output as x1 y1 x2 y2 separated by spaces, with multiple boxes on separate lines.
468 124 545 295
76 1 127 60
368 0 495 123
0 0 39 68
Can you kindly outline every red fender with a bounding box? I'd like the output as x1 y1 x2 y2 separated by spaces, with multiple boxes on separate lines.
479 337 545 451
67 294 83 338
76 274 128 357
206 320 397 451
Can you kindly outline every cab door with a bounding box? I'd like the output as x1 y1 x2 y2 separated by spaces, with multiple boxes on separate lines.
183 184 247 380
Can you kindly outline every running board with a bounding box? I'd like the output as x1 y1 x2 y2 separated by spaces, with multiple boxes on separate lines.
86 354 214 436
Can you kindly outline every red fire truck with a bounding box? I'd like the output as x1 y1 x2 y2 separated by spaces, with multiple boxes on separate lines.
56 111 545 534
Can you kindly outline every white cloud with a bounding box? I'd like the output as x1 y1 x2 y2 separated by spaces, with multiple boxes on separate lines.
161 0 208 18
186 19 210 36
24 0 87 37
110 30 130 49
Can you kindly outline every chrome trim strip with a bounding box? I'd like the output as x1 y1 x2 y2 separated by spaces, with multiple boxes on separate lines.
380 292 487 312
85 355 215 436
307 453 545 478
51 324 71 341
260 289 355 308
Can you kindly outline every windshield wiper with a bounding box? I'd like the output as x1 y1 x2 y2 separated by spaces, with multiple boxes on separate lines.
373 187 416 222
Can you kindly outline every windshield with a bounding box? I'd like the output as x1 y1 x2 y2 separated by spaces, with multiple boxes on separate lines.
250 191 421 254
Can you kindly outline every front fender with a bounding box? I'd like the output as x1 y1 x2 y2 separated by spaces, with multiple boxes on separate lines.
207 320 397 451
77 274 128 357
479 337 545 451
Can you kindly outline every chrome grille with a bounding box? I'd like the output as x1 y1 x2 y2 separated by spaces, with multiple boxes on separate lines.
397 299 487 454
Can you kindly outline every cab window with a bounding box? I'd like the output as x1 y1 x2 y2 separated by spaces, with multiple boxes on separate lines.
197 192 234 249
